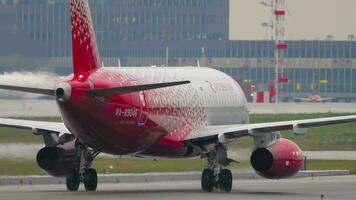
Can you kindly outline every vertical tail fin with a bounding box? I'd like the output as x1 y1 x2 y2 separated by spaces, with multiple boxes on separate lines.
69 0 101 75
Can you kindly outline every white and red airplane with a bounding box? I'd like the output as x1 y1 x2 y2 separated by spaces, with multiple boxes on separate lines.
1 0 356 192
294 94 334 102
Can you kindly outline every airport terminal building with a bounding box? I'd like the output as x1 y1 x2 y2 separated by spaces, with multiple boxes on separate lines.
0 0 356 101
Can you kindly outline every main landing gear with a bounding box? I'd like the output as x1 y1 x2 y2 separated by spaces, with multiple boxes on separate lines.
201 144 233 192
66 142 100 191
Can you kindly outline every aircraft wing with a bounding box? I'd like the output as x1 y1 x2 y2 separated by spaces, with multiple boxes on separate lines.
293 97 310 101
0 118 69 135
185 115 356 145
319 97 334 101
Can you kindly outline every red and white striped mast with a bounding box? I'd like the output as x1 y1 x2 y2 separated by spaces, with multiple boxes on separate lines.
274 0 288 103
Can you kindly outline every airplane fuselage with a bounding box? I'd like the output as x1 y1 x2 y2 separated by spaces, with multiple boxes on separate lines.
58 67 249 157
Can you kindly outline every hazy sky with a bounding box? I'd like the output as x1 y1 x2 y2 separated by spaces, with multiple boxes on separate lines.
230 0 356 40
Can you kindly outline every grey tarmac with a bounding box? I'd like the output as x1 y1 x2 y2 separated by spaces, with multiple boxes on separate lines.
2 100 356 117
0 175 355 200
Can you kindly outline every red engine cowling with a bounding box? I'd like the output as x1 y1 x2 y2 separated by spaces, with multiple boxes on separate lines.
36 141 77 177
250 138 304 179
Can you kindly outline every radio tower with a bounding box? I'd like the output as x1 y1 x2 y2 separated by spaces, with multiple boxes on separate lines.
274 0 288 103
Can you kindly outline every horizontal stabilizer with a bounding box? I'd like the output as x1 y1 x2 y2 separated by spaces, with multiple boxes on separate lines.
86 80 190 96
0 85 54 95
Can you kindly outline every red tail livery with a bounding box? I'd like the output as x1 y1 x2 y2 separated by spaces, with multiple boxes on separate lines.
70 0 101 75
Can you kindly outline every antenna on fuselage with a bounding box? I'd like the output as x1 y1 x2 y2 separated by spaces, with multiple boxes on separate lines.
101 61 105 67
196 59 200 67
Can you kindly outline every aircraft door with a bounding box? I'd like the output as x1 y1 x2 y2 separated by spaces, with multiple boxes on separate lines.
131 81 148 126
137 90 148 126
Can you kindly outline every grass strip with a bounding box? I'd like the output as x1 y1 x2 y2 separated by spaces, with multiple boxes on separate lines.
0 158 355 176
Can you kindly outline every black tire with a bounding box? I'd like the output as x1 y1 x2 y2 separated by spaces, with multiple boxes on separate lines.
84 168 98 191
201 168 215 192
218 169 232 192
66 168 80 191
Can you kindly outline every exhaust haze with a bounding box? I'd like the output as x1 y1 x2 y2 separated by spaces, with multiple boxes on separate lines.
0 72 59 99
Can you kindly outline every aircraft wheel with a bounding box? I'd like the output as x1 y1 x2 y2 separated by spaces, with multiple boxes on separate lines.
66 168 80 191
218 169 232 192
201 168 215 192
83 168 98 191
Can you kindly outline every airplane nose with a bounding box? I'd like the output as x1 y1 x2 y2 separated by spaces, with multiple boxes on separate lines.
55 82 72 102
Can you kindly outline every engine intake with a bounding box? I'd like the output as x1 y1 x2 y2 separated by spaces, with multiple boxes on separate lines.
250 138 304 179
36 141 76 177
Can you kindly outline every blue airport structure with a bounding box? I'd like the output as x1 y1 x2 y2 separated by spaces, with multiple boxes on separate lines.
0 0 355 101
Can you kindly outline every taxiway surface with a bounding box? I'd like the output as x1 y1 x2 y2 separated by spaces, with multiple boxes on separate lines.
0 175 355 200
2 100 356 117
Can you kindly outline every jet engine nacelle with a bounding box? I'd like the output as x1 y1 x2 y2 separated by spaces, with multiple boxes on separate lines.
36 141 77 177
250 138 304 179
